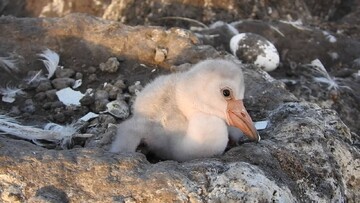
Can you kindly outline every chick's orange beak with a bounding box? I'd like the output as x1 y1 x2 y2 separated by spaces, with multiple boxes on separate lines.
226 99 260 142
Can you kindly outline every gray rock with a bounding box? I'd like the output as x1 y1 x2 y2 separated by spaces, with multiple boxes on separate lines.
98 114 117 126
88 73 97 83
45 89 58 101
113 79 127 90
51 101 65 109
75 72 83 80
21 99 36 114
99 57 120 73
80 95 95 106
55 68 75 78
53 112 65 123
9 106 21 116
42 102 52 110
35 81 53 92
105 100 129 119
34 92 46 101
87 66 97 74
51 78 75 90
128 81 143 95
104 84 121 100
94 90 109 101
108 88 120 100
92 99 108 113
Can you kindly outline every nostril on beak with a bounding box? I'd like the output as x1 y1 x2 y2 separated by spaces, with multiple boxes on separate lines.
241 112 246 117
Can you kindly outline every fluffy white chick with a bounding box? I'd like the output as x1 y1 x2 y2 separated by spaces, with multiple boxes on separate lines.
110 59 259 161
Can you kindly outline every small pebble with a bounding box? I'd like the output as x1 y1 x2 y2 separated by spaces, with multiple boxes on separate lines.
103 83 115 92
42 102 52 110
128 81 143 95
34 92 46 101
21 99 36 114
92 99 108 113
75 72 83 80
80 95 95 106
51 101 65 109
45 89 58 101
114 79 127 90
109 88 121 100
87 66 97 73
88 74 98 83
36 81 52 92
99 57 120 73
98 114 117 126
51 78 75 90
117 93 132 103
54 112 66 123
55 68 75 78
9 106 21 116
105 100 130 119
94 90 109 101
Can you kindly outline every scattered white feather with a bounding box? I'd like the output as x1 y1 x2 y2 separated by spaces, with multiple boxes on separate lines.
24 70 47 85
0 85 26 103
194 33 220 40
38 49 60 79
352 58 360 68
226 23 239 35
0 115 92 149
269 25 285 37
79 112 99 122
43 122 79 147
322 31 337 43
0 56 19 73
85 88 94 96
230 20 244 27
279 19 311 31
308 59 352 91
313 77 339 90
209 21 226 28
0 115 75 143
310 59 332 78
72 79 82 89
328 52 339 60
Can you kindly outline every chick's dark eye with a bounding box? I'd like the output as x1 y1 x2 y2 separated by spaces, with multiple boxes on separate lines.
222 89 231 97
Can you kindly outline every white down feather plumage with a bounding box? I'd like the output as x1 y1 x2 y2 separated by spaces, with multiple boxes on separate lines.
110 59 259 161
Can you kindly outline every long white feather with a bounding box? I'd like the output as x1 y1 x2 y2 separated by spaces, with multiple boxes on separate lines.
309 59 352 91
313 77 339 90
37 49 60 79
24 70 47 85
0 115 66 141
0 115 83 149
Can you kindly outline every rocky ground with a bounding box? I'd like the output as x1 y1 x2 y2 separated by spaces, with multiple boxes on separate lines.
0 0 359 202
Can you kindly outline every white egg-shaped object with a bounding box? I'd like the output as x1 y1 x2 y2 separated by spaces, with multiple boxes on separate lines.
230 33 280 72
